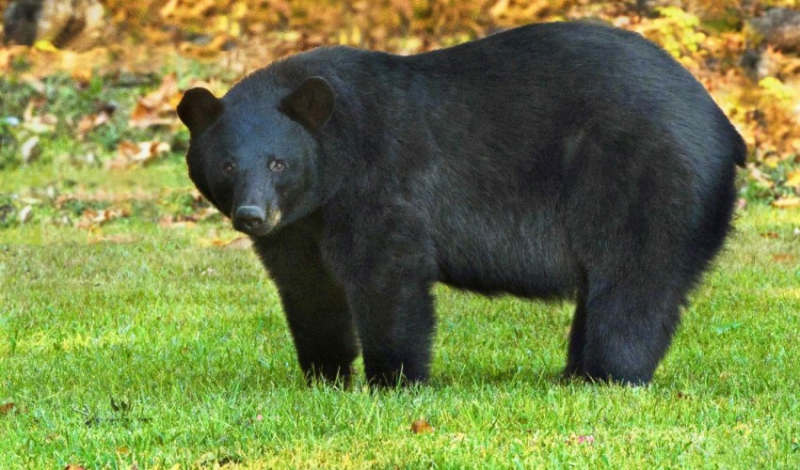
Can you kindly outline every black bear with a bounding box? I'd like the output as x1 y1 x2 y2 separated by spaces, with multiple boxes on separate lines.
177 22 745 386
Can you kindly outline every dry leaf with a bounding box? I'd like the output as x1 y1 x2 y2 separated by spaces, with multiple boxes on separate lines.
70 66 93 86
566 434 596 445
76 110 111 140
411 419 434 434
224 237 252 249
489 0 510 18
0 403 16 415
159 0 179 17
19 206 33 224
772 197 800 208
128 73 180 129
785 171 800 188
106 140 170 170
128 101 176 128
64 465 87 470
21 136 42 163
87 234 137 244
159 215 196 228
33 40 59 52
772 253 795 263
0 49 12 70
77 208 127 229
747 164 774 189
21 101 58 133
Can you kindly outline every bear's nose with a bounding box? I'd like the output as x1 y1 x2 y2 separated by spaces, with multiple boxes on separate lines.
234 205 266 232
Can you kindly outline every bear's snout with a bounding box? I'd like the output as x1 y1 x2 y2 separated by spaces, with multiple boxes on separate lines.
233 205 267 234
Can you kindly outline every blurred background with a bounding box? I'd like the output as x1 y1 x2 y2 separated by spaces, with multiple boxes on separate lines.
1 0 799 233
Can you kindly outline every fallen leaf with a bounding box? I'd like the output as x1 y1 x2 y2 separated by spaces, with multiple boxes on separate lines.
54 194 75 209
64 465 87 470
106 140 170 170
747 164 774 189
70 65 93 86
0 403 16 415
224 237 253 250
489 0 510 18
20 136 41 163
128 73 180 129
772 197 800 208
33 40 59 52
181 34 231 58
22 115 57 134
19 205 33 224
786 171 800 188
87 234 137 244
159 0 179 17
159 215 196 228
77 208 127 229
411 419 434 434
566 434 595 445
772 253 795 263
76 109 111 140
0 49 12 70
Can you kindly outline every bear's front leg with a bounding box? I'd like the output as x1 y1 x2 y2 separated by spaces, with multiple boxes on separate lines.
278 276 357 385
324 199 438 387
345 278 436 386
253 222 358 386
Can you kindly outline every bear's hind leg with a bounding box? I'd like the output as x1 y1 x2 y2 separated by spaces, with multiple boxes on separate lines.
579 276 684 385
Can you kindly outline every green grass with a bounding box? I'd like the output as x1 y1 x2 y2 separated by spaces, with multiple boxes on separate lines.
1 160 799 468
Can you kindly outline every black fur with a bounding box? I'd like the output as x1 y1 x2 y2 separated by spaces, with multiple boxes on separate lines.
177 22 745 386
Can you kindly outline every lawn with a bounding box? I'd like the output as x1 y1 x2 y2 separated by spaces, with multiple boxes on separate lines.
0 159 798 468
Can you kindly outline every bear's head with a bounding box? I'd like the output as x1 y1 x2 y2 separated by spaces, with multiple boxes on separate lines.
177 76 335 237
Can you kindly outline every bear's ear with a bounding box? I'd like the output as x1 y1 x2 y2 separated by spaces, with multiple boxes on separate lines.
177 88 224 135
279 76 335 131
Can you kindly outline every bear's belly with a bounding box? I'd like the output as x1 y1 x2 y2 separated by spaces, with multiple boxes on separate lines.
432 210 579 299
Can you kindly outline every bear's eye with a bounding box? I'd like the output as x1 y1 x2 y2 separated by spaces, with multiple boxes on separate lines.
221 160 236 174
269 158 286 173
